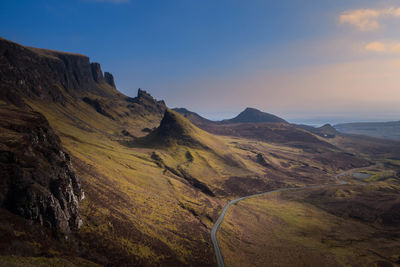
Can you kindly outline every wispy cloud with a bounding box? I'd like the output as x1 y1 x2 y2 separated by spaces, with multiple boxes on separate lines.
364 41 400 53
340 7 400 31
392 43 400 53
365 41 386 52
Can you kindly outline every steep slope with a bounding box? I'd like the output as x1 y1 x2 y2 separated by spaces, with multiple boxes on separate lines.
0 37 235 266
132 109 257 197
0 37 117 103
222 107 287 124
0 37 166 138
1 37 213 266
0 105 83 233
138 109 223 149
0 37 377 266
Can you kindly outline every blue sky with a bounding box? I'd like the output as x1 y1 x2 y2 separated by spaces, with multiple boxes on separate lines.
1 0 400 124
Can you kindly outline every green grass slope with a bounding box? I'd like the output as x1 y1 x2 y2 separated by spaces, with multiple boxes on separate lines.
0 37 385 266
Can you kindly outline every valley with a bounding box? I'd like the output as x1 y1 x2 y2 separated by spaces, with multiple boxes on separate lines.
214 163 400 267
217 160 400 266
1 37 400 267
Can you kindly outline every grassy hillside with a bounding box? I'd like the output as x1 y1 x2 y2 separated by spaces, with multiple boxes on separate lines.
19 93 374 265
2 37 395 266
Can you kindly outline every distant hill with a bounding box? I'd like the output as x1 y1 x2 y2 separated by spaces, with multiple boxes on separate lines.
174 107 287 125
172 107 215 127
297 123 339 139
174 107 334 149
334 121 400 141
221 107 287 124
2 36 399 267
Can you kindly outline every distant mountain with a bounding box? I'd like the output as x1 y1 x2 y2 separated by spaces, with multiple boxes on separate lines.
221 107 287 124
174 107 335 149
334 121 400 141
2 36 398 267
173 107 215 127
297 123 339 139
174 107 287 125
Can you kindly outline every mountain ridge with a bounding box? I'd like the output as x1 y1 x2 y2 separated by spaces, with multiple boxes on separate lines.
0 36 118 107
174 107 287 125
1 36 398 267
222 107 287 124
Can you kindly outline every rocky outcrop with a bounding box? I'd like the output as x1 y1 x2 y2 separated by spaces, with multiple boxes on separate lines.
157 109 193 142
0 106 83 233
104 72 116 88
91 62 105 83
125 89 167 117
0 37 115 103
136 109 212 149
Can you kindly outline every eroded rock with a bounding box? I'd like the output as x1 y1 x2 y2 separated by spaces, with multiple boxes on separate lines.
0 107 83 233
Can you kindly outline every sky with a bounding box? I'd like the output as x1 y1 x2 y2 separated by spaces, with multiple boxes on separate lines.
1 0 400 124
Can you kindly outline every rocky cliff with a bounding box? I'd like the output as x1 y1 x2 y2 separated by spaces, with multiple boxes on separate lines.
0 106 83 233
0 37 168 235
125 88 167 116
0 37 116 105
104 72 116 88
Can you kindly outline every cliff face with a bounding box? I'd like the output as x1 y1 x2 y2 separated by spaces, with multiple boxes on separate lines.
0 37 115 105
0 37 169 236
90 62 105 83
0 106 83 233
125 88 167 116
104 72 116 88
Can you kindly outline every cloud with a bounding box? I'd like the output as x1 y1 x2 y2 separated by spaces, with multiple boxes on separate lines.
392 43 400 53
365 41 386 52
340 7 400 31
364 41 400 53
340 9 380 31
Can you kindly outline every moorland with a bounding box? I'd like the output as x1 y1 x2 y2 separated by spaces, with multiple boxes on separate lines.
0 37 399 266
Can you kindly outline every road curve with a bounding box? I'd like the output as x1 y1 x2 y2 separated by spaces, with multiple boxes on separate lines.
210 166 374 267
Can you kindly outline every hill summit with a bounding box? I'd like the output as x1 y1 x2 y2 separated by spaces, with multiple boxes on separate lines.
138 109 219 149
222 107 287 124
318 124 339 136
155 109 201 146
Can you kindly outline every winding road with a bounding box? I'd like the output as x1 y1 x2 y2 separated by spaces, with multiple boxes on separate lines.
210 166 374 267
